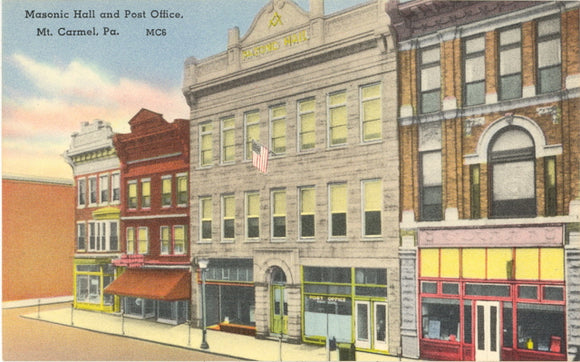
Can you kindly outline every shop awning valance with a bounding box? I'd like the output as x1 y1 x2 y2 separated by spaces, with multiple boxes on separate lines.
104 269 190 301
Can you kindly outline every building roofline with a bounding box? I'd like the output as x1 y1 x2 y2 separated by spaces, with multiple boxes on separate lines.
2 173 73 186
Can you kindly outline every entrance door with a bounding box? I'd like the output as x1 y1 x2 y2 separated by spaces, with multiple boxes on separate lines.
355 301 371 349
374 302 388 351
475 301 500 361
271 285 288 335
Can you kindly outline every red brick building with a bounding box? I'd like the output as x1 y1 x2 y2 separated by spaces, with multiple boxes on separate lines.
2 175 74 305
387 1 580 361
105 109 191 325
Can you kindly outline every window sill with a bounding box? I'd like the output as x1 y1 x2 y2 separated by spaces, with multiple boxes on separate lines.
244 238 260 243
197 240 212 244
327 238 347 243
298 238 315 243
220 239 235 244
271 238 287 243
362 236 383 242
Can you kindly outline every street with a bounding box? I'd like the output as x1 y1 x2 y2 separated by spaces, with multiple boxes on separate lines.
2 303 236 361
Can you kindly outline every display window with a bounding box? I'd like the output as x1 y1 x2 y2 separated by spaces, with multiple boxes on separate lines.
74 261 117 312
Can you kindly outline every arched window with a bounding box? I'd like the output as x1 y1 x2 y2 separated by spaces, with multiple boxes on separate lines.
489 127 536 218
271 266 287 285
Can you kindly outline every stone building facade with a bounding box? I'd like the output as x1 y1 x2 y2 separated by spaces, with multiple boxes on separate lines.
387 1 580 360
183 0 400 355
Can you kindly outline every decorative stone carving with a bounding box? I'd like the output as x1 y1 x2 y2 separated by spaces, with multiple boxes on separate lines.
464 116 485 136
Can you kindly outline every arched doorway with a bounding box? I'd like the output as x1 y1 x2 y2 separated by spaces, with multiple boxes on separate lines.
270 266 288 335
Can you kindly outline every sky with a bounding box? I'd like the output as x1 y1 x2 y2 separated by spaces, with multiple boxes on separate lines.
2 0 368 180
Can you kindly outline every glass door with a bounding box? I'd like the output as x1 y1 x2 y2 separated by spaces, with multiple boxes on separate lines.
355 301 371 349
475 301 500 361
271 285 288 335
374 302 388 351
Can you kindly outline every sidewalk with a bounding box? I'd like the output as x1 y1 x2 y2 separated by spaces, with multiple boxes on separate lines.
21 306 403 361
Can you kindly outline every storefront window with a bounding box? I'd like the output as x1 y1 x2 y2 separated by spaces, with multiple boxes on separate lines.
422 298 460 341
503 302 513 348
124 297 155 318
206 284 255 326
517 303 565 353
464 302 472 344
304 295 352 342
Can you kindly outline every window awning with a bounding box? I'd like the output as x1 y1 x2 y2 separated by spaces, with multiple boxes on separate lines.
104 269 190 301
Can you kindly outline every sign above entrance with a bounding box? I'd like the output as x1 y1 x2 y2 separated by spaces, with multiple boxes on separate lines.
112 253 144 268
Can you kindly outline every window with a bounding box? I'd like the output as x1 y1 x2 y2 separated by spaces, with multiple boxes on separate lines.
89 177 97 205
489 127 535 218
329 183 347 238
363 180 382 236
244 111 260 161
420 151 442 221
160 226 170 255
246 192 260 239
464 35 486 106
422 298 460 341
88 221 118 251
470 165 481 219
419 46 441 113
545 157 557 216
272 189 286 238
162 176 172 207
138 227 149 254
200 122 213 166
298 98 315 151
517 303 565 353
360 84 381 141
100 174 109 203
270 105 286 154
110 221 118 251
77 222 86 250
299 187 315 238
78 178 86 207
200 197 212 241
499 26 522 100
111 172 120 203
128 181 137 209
177 173 188 206
537 17 561 94
328 91 347 146
141 179 151 209
126 227 135 254
221 117 235 163
223 195 235 240
174 225 186 255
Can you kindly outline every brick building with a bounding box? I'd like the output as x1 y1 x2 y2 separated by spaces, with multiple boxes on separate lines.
105 109 191 325
387 1 580 361
182 0 400 355
63 120 122 313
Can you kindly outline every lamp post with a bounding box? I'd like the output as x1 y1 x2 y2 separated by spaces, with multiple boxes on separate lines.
197 257 210 350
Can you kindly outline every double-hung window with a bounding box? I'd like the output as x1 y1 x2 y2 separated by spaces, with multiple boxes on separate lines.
87 221 118 251
160 226 170 255
545 157 557 216
329 183 347 238
200 122 213 166
162 176 172 207
419 46 441 113
173 225 186 254
244 111 260 160
89 177 97 205
100 174 109 204
298 98 315 151
299 187 315 238
246 192 260 239
328 91 347 146
360 84 381 142
464 35 486 106
127 181 137 209
363 180 382 237
177 173 188 206
272 189 286 238
222 195 235 240
200 197 212 241
141 179 151 209
126 227 135 254
109 221 118 251
270 105 286 154
77 222 86 250
78 178 86 207
420 151 442 221
138 227 149 254
221 117 235 163
499 26 522 100
537 16 561 94
111 172 120 203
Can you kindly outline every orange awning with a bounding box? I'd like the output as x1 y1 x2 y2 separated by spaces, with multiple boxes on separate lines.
104 269 190 301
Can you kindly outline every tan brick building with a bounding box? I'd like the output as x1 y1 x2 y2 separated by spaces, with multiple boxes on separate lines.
387 1 580 360
183 0 400 355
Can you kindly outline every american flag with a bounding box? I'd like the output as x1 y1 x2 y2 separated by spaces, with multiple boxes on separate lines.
252 140 269 173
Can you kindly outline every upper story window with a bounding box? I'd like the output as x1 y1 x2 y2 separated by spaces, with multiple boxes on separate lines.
138 226 149 254
299 186 315 238
360 84 382 142
162 176 172 207
127 181 137 210
177 173 188 206
78 178 86 207
111 172 120 203
99 174 109 204
221 117 235 163
222 194 235 240
200 197 213 241
537 16 561 94
89 177 98 205
244 111 260 161
499 26 522 100
489 127 536 218
420 151 442 221
200 122 213 166
419 46 441 114
76 222 86 251
126 227 135 254
328 91 347 146
88 220 118 252
162 225 186 255
463 35 486 106
270 105 287 154
173 225 186 255
272 189 286 238
298 98 315 151
161 226 170 255
329 183 347 238
141 179 151 209
246 192 260 239
363 179 382 237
